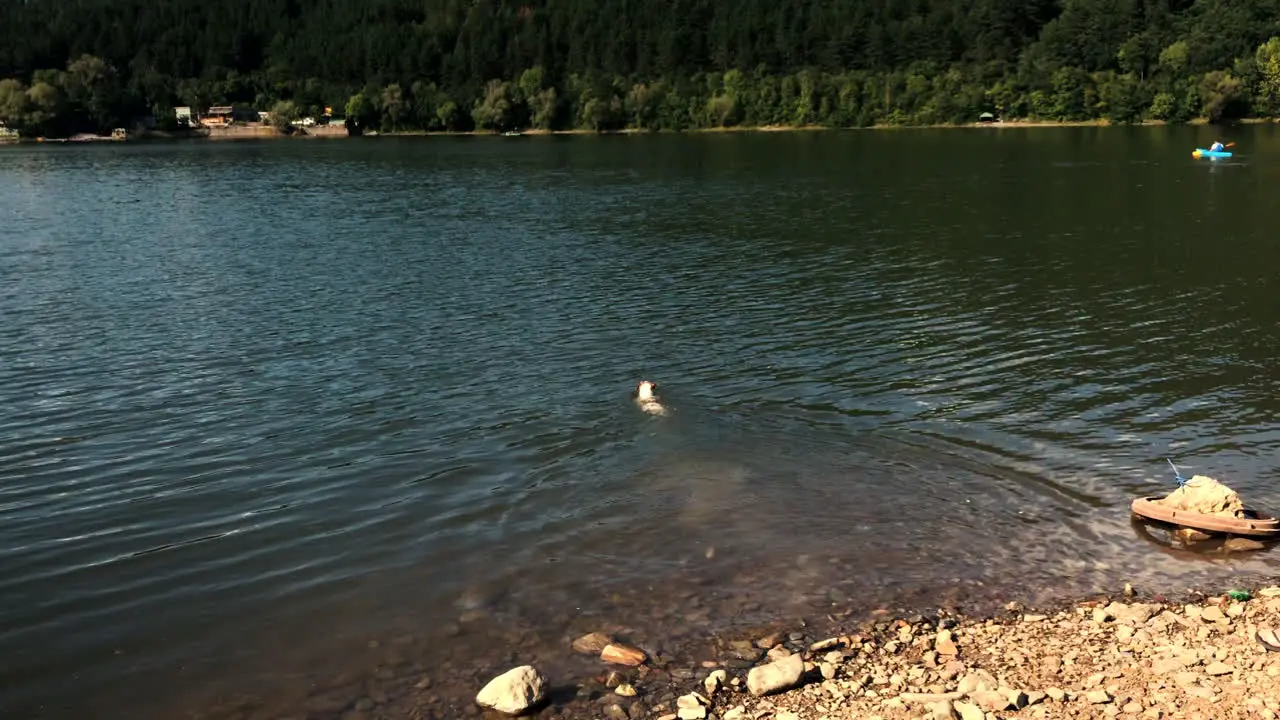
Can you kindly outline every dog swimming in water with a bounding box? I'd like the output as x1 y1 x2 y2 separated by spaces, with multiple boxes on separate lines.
634 380 668 416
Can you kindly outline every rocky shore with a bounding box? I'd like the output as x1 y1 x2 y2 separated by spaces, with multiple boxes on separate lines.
470 583 1280 720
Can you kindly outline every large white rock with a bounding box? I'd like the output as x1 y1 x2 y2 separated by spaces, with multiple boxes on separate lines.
953 701 985 720
746 654 805 696
476 665 547 715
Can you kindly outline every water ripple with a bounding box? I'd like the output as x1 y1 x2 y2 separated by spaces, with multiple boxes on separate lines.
4 133 1280 719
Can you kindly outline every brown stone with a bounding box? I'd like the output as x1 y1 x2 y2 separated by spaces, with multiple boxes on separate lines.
601 644 647 667
1175 528 1213 543
755 633 783 649
935 630 959 656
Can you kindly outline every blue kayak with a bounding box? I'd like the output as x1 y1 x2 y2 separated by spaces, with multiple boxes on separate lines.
1193 148 1232 158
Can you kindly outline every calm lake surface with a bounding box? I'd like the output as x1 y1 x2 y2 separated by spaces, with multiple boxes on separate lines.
3 127 1280 718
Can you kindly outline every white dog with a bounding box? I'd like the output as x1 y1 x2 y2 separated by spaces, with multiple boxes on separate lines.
634 380 668 416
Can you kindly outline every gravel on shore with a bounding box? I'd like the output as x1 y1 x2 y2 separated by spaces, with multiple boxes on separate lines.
479 583 1280 720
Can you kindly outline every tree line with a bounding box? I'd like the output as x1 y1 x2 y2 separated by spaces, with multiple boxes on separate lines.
3 0 1280 136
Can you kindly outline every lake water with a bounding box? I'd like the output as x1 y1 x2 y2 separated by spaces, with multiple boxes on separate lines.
3 127 1280 719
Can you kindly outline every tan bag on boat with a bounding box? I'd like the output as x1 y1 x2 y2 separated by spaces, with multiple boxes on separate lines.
1157 475 1245 517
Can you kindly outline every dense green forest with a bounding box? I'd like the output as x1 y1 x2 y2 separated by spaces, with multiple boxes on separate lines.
3 0 1280 136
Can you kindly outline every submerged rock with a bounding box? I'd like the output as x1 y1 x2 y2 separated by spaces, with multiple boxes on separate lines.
729 640 762 661
755 632 783 649
1175 528 1213 543
573 632 614 655
1224 538 1266 552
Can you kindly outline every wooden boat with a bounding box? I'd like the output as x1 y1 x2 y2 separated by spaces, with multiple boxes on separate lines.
1130 497 1280 538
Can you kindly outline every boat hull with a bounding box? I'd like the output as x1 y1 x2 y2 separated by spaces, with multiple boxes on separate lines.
1130 496 1280 538
1193 149 1233 158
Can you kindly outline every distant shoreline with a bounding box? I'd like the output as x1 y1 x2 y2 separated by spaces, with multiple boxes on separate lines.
6 116 1275 145
386 116 1271 138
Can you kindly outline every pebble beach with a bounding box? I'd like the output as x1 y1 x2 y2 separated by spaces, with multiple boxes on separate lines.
464 584 1280 720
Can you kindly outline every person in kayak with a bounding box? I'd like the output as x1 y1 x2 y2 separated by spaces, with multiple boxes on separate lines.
1210 140 1226 152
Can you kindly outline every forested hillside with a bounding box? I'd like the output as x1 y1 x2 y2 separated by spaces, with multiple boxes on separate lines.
3 0 1280 135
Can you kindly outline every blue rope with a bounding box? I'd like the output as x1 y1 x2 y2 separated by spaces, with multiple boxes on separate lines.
1166 458 1188 488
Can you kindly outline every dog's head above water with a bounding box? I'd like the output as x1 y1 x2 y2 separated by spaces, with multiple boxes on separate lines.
635 380 658 401
633 380 667 415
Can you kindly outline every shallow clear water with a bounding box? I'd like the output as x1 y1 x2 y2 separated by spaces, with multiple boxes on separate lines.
3 128 1280 718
